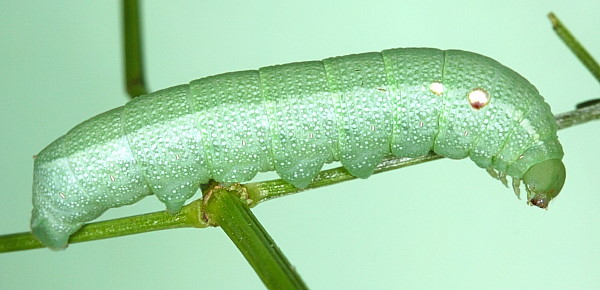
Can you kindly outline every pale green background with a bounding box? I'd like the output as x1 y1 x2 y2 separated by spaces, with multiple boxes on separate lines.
1 1 599 289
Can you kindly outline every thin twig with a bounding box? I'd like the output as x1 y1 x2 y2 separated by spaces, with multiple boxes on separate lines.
123 0 149 98
1 104 597 253
0 197 207 253
203 185 308 289
548 12 600 83
245 104 600 205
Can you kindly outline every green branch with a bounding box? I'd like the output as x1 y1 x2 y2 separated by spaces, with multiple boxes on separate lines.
203 185 308 289
548 12 600 83
123 0 148 98
244 153 443 206
0 197 207 252
1 104 598 253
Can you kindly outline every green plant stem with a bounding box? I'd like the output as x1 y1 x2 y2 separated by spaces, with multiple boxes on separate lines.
0 103 598 253
575 99 600 110
244 153 442 206
0 198 207 253
246 104 600 205
123 0 148 98
548 12 600 83
555 103 600 130
203 186 308 289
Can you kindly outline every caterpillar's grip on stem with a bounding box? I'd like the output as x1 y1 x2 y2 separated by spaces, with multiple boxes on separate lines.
31 48 564 250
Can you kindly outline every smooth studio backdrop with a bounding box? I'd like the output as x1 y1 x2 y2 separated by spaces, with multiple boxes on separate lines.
1 1 599 289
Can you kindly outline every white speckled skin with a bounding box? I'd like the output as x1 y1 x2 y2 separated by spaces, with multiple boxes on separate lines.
31 48 563 249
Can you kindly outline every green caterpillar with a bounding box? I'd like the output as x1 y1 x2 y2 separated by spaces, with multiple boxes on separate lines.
31 47 565 250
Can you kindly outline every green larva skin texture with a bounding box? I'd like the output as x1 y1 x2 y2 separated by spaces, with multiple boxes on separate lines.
31 48 564 250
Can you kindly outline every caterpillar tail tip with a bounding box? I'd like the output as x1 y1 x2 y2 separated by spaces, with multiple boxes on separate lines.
30 212 69 250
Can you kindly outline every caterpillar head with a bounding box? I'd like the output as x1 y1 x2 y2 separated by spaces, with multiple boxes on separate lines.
522 159 566 209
